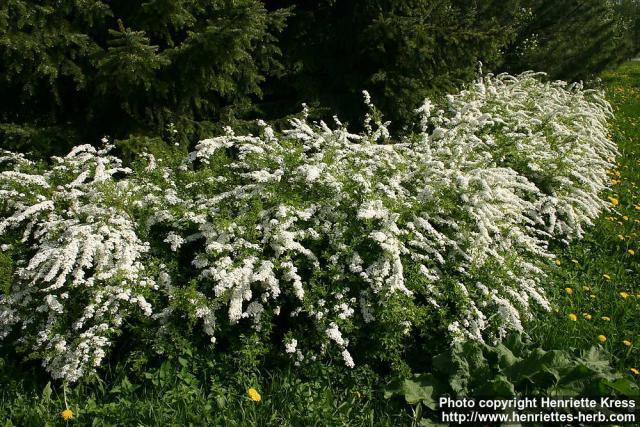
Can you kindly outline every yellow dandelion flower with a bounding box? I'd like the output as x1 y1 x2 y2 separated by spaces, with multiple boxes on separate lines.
583 313 592 320
601 316 611 321
609 197 620 206
555 259 561 266
624 340 632 347
598 335 607 343
629 249 636 256
618 234 625 241
247 388 262 402
631 368 640 375
568 313 578 321
620 292 630 299
565 287 573 295
623 215 629 221
61 408 74 421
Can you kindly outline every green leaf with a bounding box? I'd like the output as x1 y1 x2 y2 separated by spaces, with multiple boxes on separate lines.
178 356 189 368
475 374 516 398
506 349 570 386
42 381 52 401
604 378 640 397
503 334 527 356
490 343 519 369
401 374 442 410
448 373 469 396
216 395 226 409
579 347 614 373
433 344 468 377
461 341 486 371
414 402 423 420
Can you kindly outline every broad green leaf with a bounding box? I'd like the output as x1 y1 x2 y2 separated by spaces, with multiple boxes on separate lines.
491 343 519 369
461 341 486 372
604 378 640 397
579 347 614 373
42 381 52 401
448 373 469 396
475 374 516 398
399 373 443 410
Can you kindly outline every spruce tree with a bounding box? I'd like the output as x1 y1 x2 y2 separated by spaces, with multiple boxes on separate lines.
263 0 522 131
617 0 640 55
502 0 636 81
0 0 288 157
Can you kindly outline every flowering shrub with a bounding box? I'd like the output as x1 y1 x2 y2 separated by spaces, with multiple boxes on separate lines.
0 146 156 382
0 72 616 382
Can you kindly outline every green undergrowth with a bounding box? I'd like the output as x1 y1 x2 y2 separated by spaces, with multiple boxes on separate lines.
0 352 408 426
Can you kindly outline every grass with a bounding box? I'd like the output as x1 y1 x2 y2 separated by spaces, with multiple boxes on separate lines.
2 62 640 425
0 356 409 426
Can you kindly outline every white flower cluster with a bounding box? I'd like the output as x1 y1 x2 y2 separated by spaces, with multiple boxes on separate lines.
428 72 616 243
0 145 155 382
0 72 616 379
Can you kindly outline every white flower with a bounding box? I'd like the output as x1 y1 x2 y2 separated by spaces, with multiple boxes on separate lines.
325 323 345 346
164 232 185 252
357 200 388 220
342 349 355 368
285 338 297 353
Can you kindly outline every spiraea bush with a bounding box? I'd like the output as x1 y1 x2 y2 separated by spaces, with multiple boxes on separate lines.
0 72 616 383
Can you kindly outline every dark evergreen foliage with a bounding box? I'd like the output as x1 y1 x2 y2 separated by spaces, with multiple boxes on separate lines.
618 0 640 54
1 0 639 158
264 0 522 131
502 0 638 81
0 0 288 156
